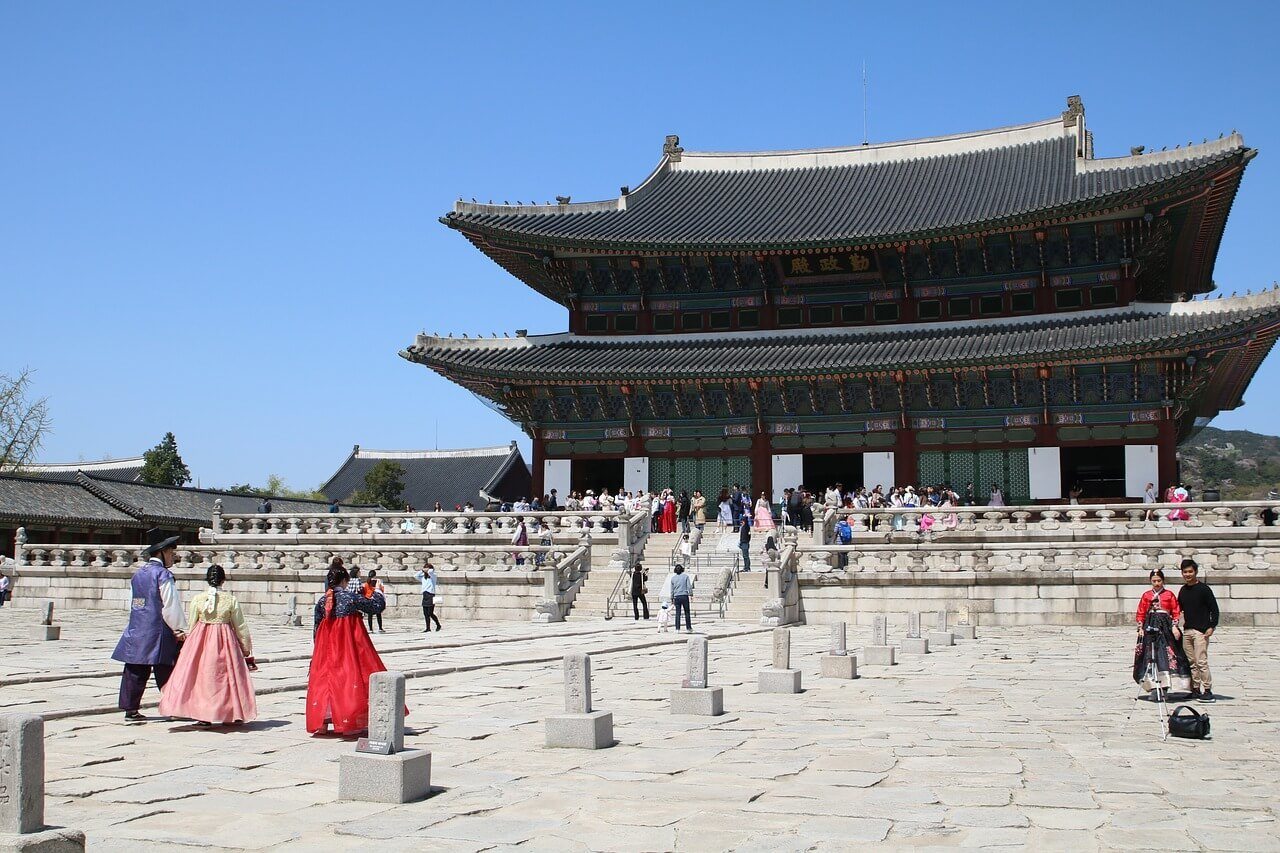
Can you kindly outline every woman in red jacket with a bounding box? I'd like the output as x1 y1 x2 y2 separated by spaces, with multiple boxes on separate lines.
1132 569 1191 697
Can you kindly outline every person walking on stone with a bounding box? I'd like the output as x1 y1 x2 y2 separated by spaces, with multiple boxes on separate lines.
158 564 258 725
630 561 649 620
738 515 753 573
363 570 386 634
413 562 441 632
112 528 188 723
307 563 396 735
691 489 706 531
670 564 694 633
0 569 9 607
1178 558 1219 701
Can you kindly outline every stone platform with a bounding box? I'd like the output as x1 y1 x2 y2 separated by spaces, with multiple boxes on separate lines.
2 608 1278 850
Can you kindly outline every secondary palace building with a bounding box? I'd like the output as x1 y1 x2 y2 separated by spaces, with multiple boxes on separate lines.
404 96 1278 504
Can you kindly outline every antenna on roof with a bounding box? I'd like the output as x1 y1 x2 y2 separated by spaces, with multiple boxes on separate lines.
861 59 869 146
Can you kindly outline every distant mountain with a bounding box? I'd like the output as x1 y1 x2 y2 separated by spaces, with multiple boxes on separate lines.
1179 427 1280 500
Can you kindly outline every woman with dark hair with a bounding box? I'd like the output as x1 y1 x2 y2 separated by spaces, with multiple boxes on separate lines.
307 562 396 735
158 565 257 725
1133 569 1192 698
362 570 385 634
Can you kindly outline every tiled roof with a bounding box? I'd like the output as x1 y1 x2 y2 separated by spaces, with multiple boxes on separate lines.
444 105 1250 250
2 457 145 483
321 444 533 509
0 475 142 526
78 475 356 526
404 290 1280 382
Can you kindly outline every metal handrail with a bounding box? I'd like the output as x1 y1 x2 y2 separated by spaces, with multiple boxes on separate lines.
601 510 651 619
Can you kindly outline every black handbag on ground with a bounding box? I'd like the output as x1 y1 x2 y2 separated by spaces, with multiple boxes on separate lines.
1167 705 1211 739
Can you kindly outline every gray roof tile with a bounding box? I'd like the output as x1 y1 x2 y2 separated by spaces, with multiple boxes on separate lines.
404 291 1280 382
320 445 532 510
445 118 1249 250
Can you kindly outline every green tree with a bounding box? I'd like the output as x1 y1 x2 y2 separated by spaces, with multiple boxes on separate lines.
140 432 191 486
350 460 406 509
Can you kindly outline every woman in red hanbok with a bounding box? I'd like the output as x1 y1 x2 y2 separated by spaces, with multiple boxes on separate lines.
661 491 677 533
306 563 397 735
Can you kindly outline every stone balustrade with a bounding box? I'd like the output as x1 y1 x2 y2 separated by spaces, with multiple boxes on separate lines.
207 508 626 539
822 501 1280 541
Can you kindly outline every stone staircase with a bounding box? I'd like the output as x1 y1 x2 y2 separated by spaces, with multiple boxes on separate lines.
569 530 772 623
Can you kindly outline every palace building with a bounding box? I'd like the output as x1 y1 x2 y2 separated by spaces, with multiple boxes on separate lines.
403 96 1279 504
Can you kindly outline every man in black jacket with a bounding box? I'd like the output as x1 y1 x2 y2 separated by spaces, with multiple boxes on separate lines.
1177 558 1220 702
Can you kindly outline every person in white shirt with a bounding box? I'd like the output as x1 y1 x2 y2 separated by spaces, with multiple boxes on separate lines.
412 563 441 632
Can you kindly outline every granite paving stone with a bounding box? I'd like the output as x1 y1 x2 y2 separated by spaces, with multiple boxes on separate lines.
0 608 1277 850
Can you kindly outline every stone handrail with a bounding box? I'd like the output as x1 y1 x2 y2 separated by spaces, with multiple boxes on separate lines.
761 543 800 626
207 507 624 538
829 501 1280 538
534 544 592 623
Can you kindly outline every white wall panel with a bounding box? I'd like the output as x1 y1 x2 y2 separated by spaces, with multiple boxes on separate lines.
1028 446 1062 500
1124 444 1160 499
771 454 803 504
863 452 895 489
623 457 649 494
543 459 571 501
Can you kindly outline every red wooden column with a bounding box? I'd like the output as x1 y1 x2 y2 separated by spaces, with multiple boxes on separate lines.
531 435 546 498
894 429 918 487
750 430 771 504
1157 419 1179 489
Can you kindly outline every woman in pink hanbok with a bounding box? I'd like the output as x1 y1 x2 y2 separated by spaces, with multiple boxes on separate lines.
1168 484 1190 522
159 565 257 725
753 493 776 530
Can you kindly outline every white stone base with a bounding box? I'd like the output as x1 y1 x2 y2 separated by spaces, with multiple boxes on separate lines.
0 828 86 853
758 668 802 694
530 611 565 624
545 711 613 749
863 645 897 666
901 637 930 655
954 625 977 640
338 748 432 804
31 626 60 641
820 654 858 679
670 687 724 716
929 631 955 647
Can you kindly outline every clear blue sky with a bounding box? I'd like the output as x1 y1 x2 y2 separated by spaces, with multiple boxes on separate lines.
4 2 1278 490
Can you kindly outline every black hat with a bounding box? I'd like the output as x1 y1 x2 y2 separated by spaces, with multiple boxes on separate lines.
144 528 180 556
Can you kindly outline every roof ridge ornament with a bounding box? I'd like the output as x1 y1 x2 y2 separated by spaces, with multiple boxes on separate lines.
1062 95 1084 128
663 134 684 162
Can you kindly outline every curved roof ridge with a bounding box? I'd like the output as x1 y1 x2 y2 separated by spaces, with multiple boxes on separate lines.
674 114 1065 173
355 446 516 460
20 456 144 471
1079 132 1247 173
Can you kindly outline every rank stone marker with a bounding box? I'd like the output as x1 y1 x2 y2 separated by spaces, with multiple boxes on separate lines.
338 671 432 804
31 603 59 642
954 606 978 640
821 621 858 679
758 627 802 693
929 608 956 647
545 653 613 749
864 615 897 666
0 714 85 853
902 612 929 655
671 635 724 715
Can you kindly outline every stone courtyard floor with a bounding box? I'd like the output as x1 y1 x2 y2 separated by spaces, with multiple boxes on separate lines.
1 607 1278 851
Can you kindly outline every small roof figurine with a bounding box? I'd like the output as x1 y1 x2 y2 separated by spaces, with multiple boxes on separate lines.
144 528 180 557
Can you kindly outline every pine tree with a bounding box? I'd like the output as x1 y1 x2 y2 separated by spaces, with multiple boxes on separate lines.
351 460 406 509
140 432 191 486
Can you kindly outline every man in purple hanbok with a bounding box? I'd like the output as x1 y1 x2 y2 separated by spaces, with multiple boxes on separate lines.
112 528 188 722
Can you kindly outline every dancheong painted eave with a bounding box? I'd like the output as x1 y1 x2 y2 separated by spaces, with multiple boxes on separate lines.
400 288 1280 386
441 96 1253 252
